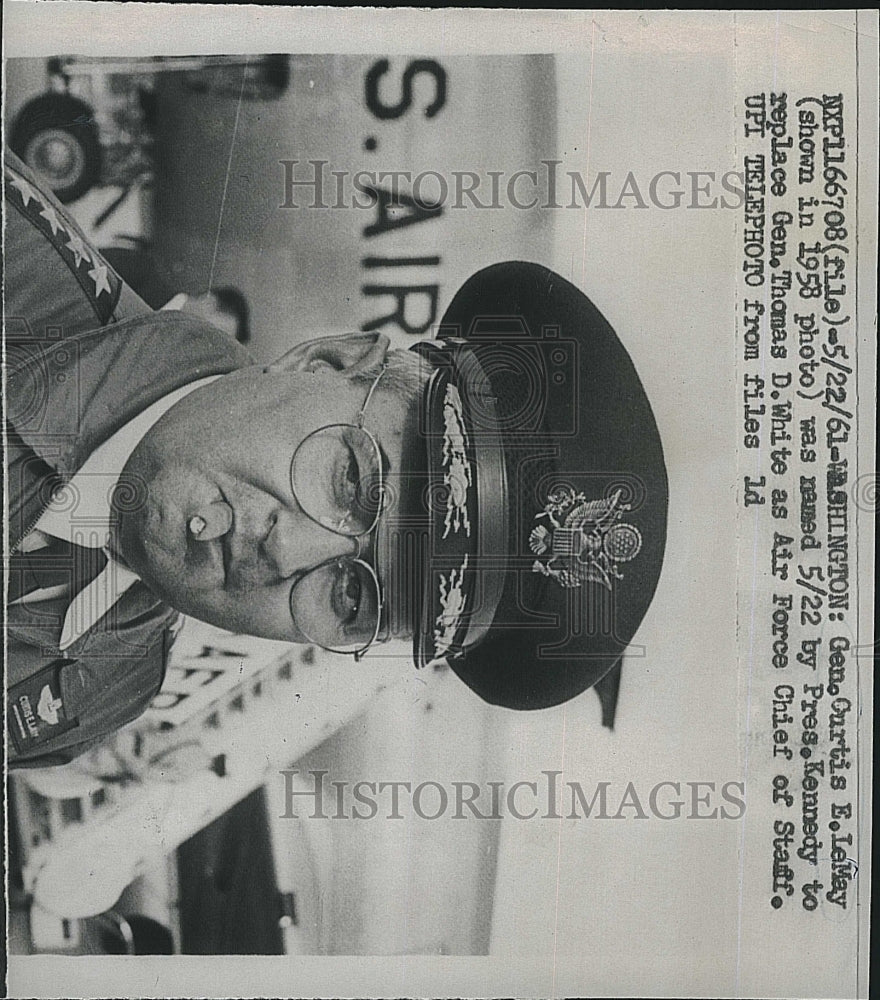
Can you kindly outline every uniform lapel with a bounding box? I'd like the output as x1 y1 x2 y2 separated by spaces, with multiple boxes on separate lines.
6 312 251 553
7 537 108 605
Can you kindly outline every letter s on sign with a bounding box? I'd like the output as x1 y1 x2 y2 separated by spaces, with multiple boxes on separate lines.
365 59 447 120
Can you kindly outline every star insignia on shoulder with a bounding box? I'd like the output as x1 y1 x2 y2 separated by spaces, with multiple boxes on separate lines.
9 172 37 208
88 261 111 297
65 231 90 269
39 202 65 238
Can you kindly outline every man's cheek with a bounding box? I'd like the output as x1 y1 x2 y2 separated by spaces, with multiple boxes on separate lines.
226 594 293 641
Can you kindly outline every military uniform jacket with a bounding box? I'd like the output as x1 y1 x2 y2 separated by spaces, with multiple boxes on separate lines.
5 151 250 768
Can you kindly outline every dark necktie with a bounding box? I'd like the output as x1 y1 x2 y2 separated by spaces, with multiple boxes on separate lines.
8 536 108 607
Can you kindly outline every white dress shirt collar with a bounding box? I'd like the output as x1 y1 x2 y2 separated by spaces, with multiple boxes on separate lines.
31 374 221 649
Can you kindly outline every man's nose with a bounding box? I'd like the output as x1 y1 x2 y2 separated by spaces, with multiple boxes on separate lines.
265 509 359 579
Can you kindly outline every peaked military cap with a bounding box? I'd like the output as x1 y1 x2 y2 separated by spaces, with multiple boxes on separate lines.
408 261 668 718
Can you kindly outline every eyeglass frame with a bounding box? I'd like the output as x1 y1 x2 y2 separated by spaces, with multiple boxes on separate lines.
286 363 389 659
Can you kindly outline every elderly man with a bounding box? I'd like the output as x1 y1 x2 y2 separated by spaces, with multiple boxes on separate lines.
6 148 668 769
6 150 250 767
5 149 424 768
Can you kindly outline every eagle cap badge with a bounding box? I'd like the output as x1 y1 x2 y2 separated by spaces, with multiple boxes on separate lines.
529 485 643 590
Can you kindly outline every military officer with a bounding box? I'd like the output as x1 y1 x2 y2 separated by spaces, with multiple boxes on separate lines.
6 147 667 768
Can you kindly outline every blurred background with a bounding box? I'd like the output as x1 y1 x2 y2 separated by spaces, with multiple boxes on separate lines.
4 53 558 357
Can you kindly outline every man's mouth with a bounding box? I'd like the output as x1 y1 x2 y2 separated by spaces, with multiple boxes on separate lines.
181 500 233 588
213 490 235 587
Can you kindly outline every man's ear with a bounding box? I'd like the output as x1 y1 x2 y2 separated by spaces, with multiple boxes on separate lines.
267 331 390 376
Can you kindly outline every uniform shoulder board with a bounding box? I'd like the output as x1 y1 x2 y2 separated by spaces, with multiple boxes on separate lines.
5 159 121 325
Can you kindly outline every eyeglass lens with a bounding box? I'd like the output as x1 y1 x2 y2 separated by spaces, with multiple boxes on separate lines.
291 424 383 537
289 558 380 653
288 423 384 652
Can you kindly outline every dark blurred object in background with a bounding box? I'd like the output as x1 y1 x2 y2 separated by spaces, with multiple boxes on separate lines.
100 242 176 309
176 787 284 955
103 240 251 344
8 55 290 205
98 912 175 955
9 91 103 203
211 287 251 344
182 54 290 100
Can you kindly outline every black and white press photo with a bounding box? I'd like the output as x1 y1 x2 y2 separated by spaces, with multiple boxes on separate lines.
2 7 876 999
